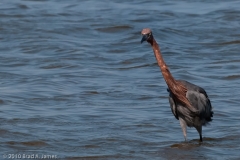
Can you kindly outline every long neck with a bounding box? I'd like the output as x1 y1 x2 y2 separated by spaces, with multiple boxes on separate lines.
149 37 193 109
151 38 176 87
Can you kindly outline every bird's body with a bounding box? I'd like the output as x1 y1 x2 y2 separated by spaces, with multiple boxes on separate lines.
141 28 213 142
168 80 213 141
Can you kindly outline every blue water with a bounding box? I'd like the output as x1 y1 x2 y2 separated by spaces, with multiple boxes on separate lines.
0 0 240 159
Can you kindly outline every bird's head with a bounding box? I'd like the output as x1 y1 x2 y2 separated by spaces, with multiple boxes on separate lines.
141 28 153 43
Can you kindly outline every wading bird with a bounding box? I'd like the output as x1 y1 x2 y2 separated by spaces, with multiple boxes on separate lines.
141 28 213 142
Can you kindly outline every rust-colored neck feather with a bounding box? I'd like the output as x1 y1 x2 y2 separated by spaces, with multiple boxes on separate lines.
149 37 192 108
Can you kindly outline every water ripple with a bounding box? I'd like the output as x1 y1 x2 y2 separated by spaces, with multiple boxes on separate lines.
0 0 240 159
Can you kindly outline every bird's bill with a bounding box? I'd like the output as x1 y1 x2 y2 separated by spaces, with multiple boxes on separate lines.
141 34 148 43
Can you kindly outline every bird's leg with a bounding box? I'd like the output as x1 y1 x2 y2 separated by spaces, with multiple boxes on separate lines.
179 118 187 141
195 126 202 142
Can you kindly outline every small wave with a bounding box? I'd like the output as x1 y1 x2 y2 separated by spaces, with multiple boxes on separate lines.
6 140 48 147
212 59 240 64
222 75 240 80
117 64 150 70
84 91 99 95
170 142 200 149
96 25 132 33
18 4 29 9
220 40 240 45
20 141 48 146
40 63 69 69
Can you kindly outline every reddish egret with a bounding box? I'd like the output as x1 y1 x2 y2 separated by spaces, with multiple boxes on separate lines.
141 28 213 142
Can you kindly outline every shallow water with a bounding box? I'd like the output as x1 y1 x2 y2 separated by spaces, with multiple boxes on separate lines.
0 0 240 159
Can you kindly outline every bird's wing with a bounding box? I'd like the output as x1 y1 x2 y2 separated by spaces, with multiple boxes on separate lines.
168 89 179 120
178 80 213 121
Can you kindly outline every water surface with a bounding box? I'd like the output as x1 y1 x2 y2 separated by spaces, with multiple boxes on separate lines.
0 0 240 159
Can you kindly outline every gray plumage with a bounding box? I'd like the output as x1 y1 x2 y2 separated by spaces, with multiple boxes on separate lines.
168 80 213 142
